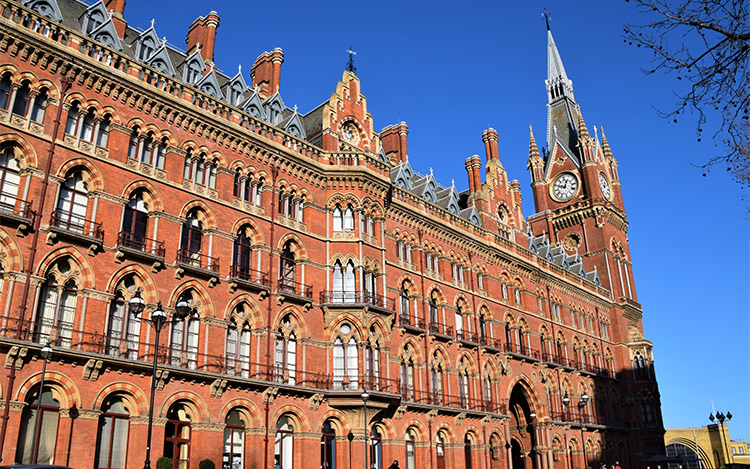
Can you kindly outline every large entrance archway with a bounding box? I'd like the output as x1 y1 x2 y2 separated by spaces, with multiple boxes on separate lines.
508 382 539 469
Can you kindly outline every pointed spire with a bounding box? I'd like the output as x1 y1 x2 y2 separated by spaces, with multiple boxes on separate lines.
577 109 591 140
546 27 574 103
529 125 541 160
600 126 614 158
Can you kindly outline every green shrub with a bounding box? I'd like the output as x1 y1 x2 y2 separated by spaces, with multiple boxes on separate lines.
199 459 216 469
156 457 172 469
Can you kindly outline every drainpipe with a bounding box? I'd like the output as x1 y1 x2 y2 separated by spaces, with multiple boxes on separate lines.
263 164 279 469
0 73 73 461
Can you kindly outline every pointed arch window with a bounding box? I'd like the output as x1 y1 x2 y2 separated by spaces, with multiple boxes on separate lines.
0 73 11 109
436 432 446 468
399 283 411 319
429 291 439 324
458 365 470 407
232 229 253 281
55 170 88 234
16 385 60 464
431 359 444 404
121 193 148 251
226 319 251 378
332 260 343 303
164 403 192 469
0 147 21 212
106 276 141 359
29 87 48 123
343 260 355 303
274 320 296 385
96 114 111 147
35 269 77 348
321 420 336 469
365 338 380 389
223 410 245 469
479 315 487 344
12 81 31 117
405 429 416 469
180 212 203 263
400 356 415 400
343 205 354 231
464 434 474 469
333 334 359 390
370 427 383 469
279 242 296 293
275 416 293 469
455 305 464 336
95 395 130 469
170 299 199 370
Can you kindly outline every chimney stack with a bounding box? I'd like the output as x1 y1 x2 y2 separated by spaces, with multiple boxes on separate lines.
380 122 408 164
465 155 482 193
251 48 284 99
482 128 500 162
186 11 220 64
104 0 126 38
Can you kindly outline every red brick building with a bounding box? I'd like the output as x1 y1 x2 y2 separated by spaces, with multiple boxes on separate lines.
0 1 665 468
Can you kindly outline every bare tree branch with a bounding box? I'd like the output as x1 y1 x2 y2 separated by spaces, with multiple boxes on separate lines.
624 0 749 186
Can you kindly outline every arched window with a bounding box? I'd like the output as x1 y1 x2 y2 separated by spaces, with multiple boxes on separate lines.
223 410 245 469
343 205 354 231
55 171 88 234
479 315 487 343
370 427 383 469
96 114 111 147
12 81 31 117
501 283 508 301
233 228 253 280
0 73 12 109
164 403 192 469
484 375 493 403
515 287 522 305
80 109 96 142
435 432 446 469
399 283 410 318
321 420 336 469
405 429 416 469
95 395 130 469
333 332 359 390
180 211 203 264
225 318 251 378
279 242 296 293
29 87 48 123
275 416 294 469
429 291 439 324
35 260 77 348
455 305 464 336
16 385 60 464
458 363 470 407
332 205 343 232
431 356 444 404
464 434 474 469
343 260 355 303
106 275 141 359
0 146 21 212
332 260 343 303
274 318 296 385
121 193 148 250
170 296 199 369
400 355 415 400
365 335 380 389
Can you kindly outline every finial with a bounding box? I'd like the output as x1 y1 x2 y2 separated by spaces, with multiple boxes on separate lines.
109 9 114 17
253 84 259 95
542 9 551 31
593 125 599 142
276 84 280 94
430 167 434 176
238 64 242 73
195 42 201 52
151 18 155 28
293 104 298 113
162 37 167 46
553 124 558 136
452 179 455 188
346 46 357 74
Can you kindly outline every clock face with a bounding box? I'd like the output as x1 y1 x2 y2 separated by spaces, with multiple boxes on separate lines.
341 123 359 144
599 173 612 199
552 173 579 201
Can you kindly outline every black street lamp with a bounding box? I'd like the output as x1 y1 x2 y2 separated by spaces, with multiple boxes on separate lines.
362 391 370 469
709 411 733 467
30 343 52 464
563 391 590 469
129 290 192 469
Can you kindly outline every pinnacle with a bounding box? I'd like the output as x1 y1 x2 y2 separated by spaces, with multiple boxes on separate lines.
601 126 613 158
528 125 541 161
576 109 591 140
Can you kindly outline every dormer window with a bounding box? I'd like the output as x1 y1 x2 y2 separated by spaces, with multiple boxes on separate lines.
84 9 105 34
138 36 157 61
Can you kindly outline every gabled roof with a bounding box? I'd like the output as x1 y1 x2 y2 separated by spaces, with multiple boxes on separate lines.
23 0 63 22
181 49 207 85
543 135 581 180
264 92 286 125
390 162 414 191
224 68 248 106
460 205 482 226
196 67 222 99
133 22 161 61
435 184 460 215
284 111 307 140
242 91 267 121
146 44 176 77
88 18 123 51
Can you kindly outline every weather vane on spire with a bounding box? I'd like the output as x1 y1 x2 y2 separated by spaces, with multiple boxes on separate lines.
346 46 357 74
542 9 551 30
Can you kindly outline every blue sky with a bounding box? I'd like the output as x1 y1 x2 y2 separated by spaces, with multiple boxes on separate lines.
120 0 749 441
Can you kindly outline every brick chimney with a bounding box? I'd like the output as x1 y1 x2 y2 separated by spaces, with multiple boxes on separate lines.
465 155 482 193
380 122 408 164
185 11 220 64
251 48 284 99
482 128 500 162
104 0 126 38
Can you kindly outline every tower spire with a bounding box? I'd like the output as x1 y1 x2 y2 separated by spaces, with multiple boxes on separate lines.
545 23 579 155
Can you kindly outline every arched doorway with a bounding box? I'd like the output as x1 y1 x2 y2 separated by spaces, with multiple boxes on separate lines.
508 382 538 469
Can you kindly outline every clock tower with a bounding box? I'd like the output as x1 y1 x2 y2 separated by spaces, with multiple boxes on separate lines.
527 24 634 303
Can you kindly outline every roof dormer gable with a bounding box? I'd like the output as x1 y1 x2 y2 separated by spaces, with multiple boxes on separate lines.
242 91 266 121
418 174 438 204
88 18 122 51
182 49 206 85
390 162 414 191
284 111 306 140
461 205 482 226
23 0 62 22
80 1 108 35
196 67 222 99
146 44 175 77
264 92 285 126
225 68 248 107
134 22 161 61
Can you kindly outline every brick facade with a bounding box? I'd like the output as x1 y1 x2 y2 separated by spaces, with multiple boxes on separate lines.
0 1 664 469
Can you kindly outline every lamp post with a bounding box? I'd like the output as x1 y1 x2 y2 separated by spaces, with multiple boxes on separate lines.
709 411 733 467
362 391 370 469
563 391 590 469
30 343 52 464
129 290 192 469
